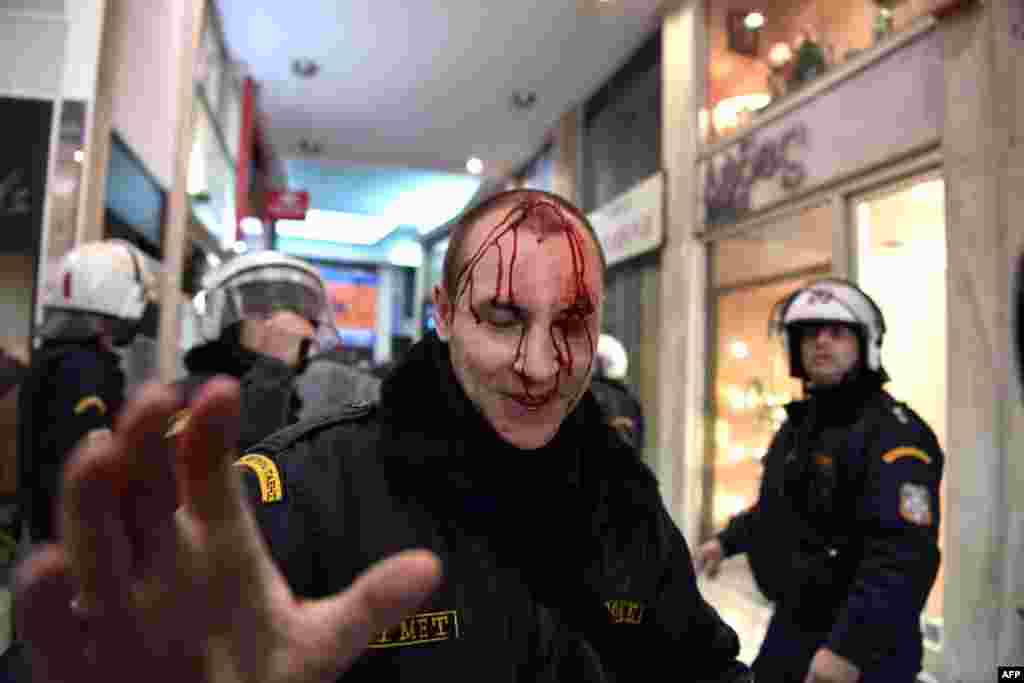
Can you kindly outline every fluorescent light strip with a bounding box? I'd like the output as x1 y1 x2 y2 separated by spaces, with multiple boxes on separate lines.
276 209 397 246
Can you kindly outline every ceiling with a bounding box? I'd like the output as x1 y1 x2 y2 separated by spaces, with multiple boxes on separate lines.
215 0 663 245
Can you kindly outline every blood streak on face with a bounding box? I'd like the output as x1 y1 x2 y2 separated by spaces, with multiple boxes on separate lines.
436 196 603 450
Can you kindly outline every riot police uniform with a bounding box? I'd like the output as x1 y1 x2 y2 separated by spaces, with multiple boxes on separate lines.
17 240 153 543
713 278 944 682
175 251 339 452
235 331 752 683
590 334 645 451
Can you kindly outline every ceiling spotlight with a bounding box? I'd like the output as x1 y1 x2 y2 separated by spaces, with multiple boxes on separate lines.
744 12 765 30
466 157 484 175
291 58 320 79
73 149 84 164
510 90 538 111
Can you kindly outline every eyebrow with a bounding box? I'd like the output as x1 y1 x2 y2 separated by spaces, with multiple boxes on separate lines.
481 298 589 318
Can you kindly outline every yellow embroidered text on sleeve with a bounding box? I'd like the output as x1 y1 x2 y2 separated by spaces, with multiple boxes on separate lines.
881 447 932 466
234 454 284 503
74 396 107 417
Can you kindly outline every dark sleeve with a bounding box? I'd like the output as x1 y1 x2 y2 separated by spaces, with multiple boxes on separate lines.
32 351 122 540
717 506 757 558
49 350 121 457
237 358 301 452
235 447 321 597
647 497 753 682
826 419 944 671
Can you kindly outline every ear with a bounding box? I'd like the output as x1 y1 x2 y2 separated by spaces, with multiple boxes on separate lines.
432 284 452 342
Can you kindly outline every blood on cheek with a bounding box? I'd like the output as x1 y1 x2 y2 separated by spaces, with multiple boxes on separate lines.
452 200 597 399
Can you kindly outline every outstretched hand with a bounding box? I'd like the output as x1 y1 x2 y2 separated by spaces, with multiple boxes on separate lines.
15 377 442 683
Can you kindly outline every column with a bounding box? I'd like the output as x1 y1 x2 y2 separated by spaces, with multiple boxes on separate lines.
659 0 706 538
940 0 1019 677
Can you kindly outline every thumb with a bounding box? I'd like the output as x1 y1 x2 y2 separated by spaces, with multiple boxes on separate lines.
304 550 443 677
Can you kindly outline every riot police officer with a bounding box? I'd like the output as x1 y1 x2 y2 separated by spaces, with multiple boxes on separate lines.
695 278 944 683
589 333 645 452
177 250 340 451
17 239 155 543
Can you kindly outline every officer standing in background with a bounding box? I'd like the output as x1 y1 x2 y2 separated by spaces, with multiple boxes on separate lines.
695 278 944 683
590 333 645 452
177 250 340 451
17 239 154 544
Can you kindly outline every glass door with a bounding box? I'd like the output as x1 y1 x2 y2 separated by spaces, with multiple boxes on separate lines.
853 172 947 651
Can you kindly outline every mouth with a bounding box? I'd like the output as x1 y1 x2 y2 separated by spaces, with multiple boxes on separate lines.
506 393 553 410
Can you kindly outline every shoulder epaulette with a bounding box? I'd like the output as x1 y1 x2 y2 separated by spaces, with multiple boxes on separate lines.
248 401 376 456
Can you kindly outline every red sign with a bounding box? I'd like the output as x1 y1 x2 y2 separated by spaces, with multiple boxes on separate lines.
266 190 310 221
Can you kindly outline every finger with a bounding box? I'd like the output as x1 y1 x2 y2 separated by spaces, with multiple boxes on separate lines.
60 435 134 615
15 545 92 683
306 550 443 676
176 376 241 526
111 382 182 574
175 377 278 588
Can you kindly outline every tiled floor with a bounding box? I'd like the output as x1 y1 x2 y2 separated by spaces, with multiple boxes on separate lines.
696 556 773 666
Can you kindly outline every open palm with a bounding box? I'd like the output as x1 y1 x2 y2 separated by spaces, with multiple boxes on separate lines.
15 377 441 683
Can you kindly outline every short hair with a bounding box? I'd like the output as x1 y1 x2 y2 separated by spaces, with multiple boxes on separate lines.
441 189 607 298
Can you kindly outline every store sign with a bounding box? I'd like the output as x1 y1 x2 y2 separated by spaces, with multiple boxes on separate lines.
700 28 944 228
266 190 310 221
704 125 809 226
588 173 664 267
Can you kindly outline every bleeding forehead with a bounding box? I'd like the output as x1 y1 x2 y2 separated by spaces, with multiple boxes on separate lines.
460 199 604 305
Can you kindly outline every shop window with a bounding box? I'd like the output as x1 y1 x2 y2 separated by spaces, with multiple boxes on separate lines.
702 0 939 146
708 204 832 536
854 173 946 644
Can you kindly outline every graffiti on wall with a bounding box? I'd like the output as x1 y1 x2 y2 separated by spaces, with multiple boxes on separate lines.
704 124 809 226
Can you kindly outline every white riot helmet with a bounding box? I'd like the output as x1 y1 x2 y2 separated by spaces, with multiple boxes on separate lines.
191 250 338 350
39 239 155 344
596 334 629 381
770 278 887 381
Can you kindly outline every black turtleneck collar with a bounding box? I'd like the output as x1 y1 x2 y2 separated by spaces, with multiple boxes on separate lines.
786 371 886 429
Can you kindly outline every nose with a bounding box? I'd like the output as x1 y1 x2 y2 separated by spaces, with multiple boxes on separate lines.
514 324 560 385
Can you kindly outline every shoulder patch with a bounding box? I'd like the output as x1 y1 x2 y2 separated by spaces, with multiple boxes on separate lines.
74 395 107 416
881 447 932 466
899 482 933 526
235 453 284 503
253 401 376 456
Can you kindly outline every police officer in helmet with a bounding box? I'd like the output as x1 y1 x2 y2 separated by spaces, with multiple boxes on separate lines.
695 277 944 683
178 250 340 451
17 239 155 544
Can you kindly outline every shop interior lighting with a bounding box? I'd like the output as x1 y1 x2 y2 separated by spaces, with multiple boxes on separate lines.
744 12 765 30
466 157 484 175
73 149 84 164
730 340 751 360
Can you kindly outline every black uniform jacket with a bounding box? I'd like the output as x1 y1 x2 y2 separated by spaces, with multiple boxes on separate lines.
238 332 751 682
589 377 645 452
17 341 124 542
717 377 944 672
177 339 304 453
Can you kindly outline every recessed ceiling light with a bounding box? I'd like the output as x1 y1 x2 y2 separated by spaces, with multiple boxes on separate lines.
744 12 765 30
466 157 484 175
73 149 84 163
510 91 537 111
291 58 320 79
